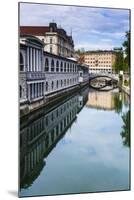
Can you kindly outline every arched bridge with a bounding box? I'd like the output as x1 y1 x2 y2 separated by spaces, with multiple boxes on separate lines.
89 74 119 81
89 74 119 90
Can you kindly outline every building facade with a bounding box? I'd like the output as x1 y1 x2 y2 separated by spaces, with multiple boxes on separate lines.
19 35 88 116
20 88 89 188
20 23 74 58
84 51 116 74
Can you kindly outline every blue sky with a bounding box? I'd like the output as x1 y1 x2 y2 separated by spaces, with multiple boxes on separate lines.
20 3 130 51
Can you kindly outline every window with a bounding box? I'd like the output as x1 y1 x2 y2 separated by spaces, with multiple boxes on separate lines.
56 60 59 72
45 58 49 72
20 52 24 71
46 82 48 91
64 79 66 86
70 63 72 72
51 59 54 72
61 80 63 87
50 46 52 53
52 81 54 90
64 62 66 72
56 80 58 88
50 38 52 44
20 85 22 98
61 61 63 72
68 63 69 72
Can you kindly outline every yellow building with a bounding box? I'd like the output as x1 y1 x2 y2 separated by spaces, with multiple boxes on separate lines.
86 91 115 110
84 50 116 74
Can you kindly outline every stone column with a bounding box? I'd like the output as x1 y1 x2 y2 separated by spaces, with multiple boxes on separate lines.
38 50 40 71
38 83 40 97
28 84 30 100
33 48 36 72
31 84 34 99
40 83 42 96
35 49 37 71
30 48 32 71
27 47 29 71
59 61 61 73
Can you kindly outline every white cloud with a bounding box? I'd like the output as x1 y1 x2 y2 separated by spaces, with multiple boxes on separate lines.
19 3 129 51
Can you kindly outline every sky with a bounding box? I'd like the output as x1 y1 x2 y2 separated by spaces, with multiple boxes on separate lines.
20 3 130 51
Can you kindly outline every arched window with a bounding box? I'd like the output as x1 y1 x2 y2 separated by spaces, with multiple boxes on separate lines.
56 80 58 88
56 60 59 72
61 80 63 87
52 81 54 90
46 82 48 91
70 79 72 84
64 79 66 86
73 64 75 72
75 64 77 72
20 53 24 71
51 59 54 72
67 79 69 85
68 63 69 72
45 58 49 72
64 62 66 72
70 63 72 72
60 61 63 72
20 85 22 98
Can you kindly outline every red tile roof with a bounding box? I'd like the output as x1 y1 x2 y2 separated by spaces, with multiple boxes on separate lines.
20 26 49 36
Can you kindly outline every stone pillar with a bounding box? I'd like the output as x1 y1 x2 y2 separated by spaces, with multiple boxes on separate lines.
32 49 34 71
33 48 36 72
27 47 29 71
30 48 32 71
40 83 42 96
38 83 40 97
38 50 40 71
59 61 61 73
35 49 37 71
28 84 30 100
31 84 34 99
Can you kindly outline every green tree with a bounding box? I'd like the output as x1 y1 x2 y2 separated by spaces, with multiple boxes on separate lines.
113 93 123 114
112 49 124 73
122 31 130 72
120 110 130 147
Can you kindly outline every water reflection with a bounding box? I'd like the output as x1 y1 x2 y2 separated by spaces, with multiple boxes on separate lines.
20 87 130 197
20 88 88 189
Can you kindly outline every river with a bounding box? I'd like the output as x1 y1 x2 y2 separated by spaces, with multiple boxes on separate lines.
19 87 130 197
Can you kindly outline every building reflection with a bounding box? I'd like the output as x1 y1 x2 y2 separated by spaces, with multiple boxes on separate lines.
86 90 115 110
20 87 129 190
20 87 89 189
86 89 129 111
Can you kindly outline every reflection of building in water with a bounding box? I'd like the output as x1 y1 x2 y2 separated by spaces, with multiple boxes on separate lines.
20 90 88 189
86 91 115 110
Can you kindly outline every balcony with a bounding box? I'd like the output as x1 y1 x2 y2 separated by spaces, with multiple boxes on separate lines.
26 72 45 81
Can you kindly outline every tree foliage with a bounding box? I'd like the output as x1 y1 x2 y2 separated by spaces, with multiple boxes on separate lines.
120 110 130 147
112 49 124 73
122 31 130 71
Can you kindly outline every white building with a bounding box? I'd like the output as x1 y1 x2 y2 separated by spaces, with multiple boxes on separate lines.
20 35 88 116
20 23 74 58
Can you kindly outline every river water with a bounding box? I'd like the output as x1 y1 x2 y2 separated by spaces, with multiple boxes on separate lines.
19 87 130 197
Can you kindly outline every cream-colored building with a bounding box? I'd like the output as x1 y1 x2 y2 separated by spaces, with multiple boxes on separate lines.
20 23 74 58
84 51 116 74
86 91 115 110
